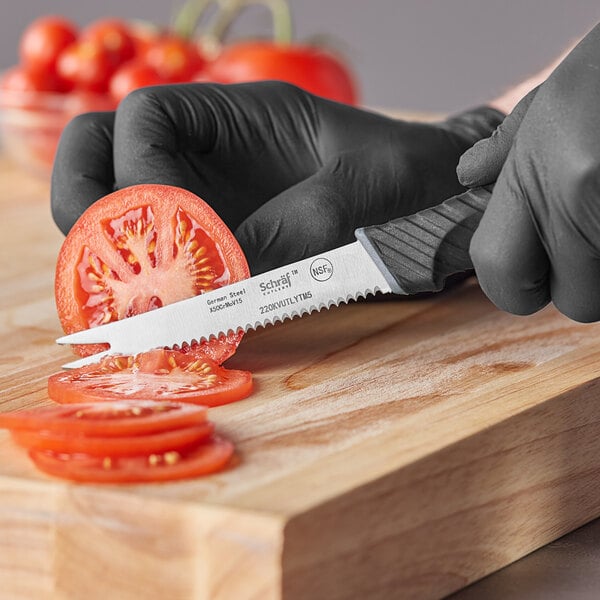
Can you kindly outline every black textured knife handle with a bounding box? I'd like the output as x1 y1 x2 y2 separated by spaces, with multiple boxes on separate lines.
354 185 493 294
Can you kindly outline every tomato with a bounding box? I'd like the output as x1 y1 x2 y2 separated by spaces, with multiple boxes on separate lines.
109 60 166 103
48 350 253 406
144 36 205 83
11 421 215 456
0 65 61 94
28 435 234 483
0 400 207 437
81 19 136 67
56 40 115 93
128 21 163 57
208 41 358 105
19 16 78 76
55 184 250 363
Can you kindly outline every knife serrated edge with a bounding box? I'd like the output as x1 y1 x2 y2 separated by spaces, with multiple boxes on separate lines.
174 288 386 343
58 241 393 369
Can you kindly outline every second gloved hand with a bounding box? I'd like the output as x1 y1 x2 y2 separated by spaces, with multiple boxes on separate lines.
51 81 503 274
457 23 600 322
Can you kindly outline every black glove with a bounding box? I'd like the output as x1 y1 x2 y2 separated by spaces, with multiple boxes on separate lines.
51 81 503 274
457 23 600 322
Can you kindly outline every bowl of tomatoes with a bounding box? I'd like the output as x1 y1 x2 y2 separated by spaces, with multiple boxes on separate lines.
1 5 359 178
0 16 208 177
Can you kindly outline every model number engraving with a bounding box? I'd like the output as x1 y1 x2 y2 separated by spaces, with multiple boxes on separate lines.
259 291 313 315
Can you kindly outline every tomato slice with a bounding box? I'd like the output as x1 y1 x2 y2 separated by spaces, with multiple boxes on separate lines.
48 349 253 406
0 400 207 437
55 184 250 364
28 435 234 483
11 421 214 456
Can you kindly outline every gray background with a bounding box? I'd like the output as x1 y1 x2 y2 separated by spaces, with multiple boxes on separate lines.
1 1 600 112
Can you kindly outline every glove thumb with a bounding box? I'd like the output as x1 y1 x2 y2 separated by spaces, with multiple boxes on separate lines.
457 86 539 187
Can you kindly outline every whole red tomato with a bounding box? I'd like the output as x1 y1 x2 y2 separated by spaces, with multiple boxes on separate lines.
109 60 166 102
207 41 358 105
0 65 62 94
144 36 206 83
19 16 78 74
57 41 115 93
81 19 136 67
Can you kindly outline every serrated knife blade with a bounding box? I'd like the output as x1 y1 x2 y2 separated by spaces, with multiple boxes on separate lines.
56 187 493 369
57 241 392 368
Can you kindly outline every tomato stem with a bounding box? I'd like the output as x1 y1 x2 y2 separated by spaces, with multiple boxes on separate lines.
173 0 218 40
214 0 293 44
174 0 293 45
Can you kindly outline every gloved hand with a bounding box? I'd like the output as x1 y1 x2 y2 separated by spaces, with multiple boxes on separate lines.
51 81 503 274
457 23 600 322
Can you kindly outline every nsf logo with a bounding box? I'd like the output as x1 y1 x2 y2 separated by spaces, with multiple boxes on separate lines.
310 257 333 282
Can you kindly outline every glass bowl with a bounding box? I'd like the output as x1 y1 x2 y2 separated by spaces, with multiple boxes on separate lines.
0 88 116 178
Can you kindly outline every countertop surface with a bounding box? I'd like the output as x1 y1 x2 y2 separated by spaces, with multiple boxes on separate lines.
1 154 600 599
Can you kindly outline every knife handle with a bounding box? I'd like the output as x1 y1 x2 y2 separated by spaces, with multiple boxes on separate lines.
354 185 493 295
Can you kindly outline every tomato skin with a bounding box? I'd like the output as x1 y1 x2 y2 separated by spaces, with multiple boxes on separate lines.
0 400 207 437
208 41 358 105
81 19 136 67
47 350 253 407
28 435 234 483
57 41 115 93
55 184 250 364
144 36 206 83
109 60 166 103
0 66 61 94
19 16 78 76
12 421 215 456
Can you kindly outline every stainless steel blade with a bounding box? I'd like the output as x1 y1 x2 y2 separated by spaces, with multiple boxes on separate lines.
57 241 393 368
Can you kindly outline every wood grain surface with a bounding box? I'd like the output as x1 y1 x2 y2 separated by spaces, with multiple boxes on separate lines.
1 155 600 600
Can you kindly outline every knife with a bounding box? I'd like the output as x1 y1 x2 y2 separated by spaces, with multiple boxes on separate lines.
57 186 493 368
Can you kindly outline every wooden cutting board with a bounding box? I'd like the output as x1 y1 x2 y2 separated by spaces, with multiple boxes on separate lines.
2 156 600 600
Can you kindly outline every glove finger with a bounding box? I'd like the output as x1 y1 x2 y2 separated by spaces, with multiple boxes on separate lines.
469 154 551 315
235 147 401 274
234 167 352 274
51 111 115 234
549 251 600 323
457 87 539 188
543 166 600 322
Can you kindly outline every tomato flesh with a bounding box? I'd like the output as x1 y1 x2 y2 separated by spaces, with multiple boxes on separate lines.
0 400 206 437
12 421 214 456
55 185 250 364
48 349 253 407
28 435 234 483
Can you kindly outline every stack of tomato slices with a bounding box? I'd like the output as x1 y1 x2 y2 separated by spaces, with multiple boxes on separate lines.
0 184 254 484
0 400 234 483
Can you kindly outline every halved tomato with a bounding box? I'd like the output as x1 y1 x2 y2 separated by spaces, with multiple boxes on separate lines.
55 184 250 364
48 349 253 406
11 421 214 456
28 435 234 483
0 400 207 437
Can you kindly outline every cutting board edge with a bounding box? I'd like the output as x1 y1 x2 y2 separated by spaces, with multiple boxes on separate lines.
277 373 600 599
0 474 289 600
